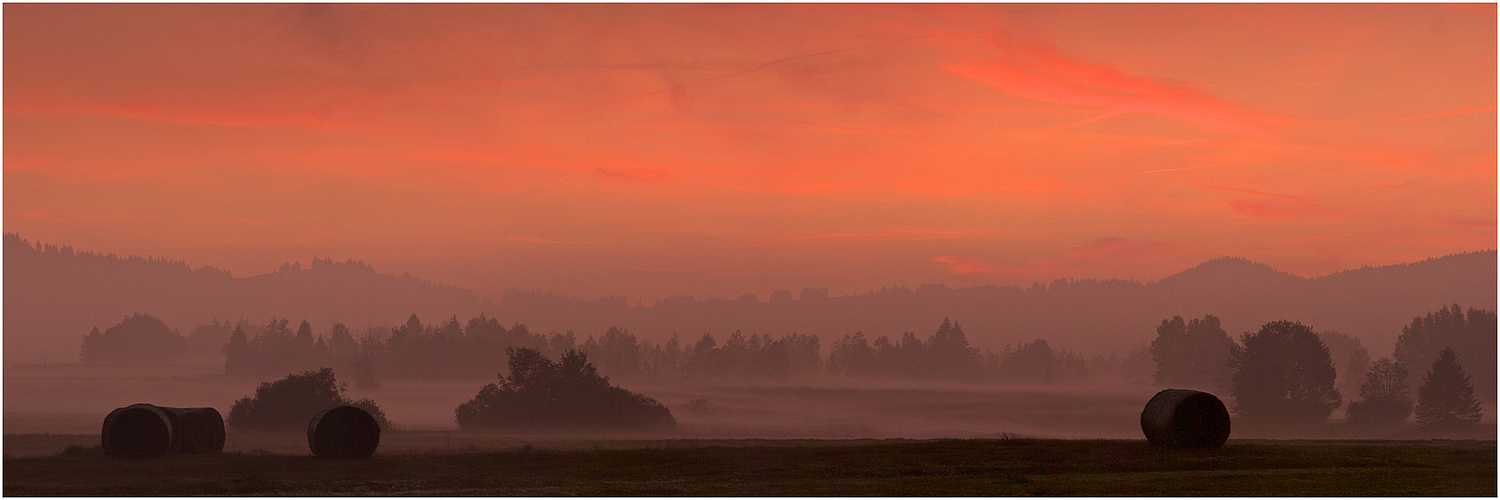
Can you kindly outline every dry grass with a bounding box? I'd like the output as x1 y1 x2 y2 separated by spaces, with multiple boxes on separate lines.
4 437 1493 496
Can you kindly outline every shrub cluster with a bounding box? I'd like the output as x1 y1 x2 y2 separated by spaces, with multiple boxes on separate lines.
227 368 391 431
80 313 185 364
455 348 675 431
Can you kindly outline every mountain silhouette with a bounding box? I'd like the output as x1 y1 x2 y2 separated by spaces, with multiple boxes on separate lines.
4 234 493 364
4 232 1493 365
1154 256 1305 290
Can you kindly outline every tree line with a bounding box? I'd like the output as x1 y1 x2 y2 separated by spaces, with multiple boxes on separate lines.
79 302 1494 429
1149 304 1493 429
82 312 1139 384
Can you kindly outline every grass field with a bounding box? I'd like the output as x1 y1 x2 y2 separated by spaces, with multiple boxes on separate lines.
4 437 1493 496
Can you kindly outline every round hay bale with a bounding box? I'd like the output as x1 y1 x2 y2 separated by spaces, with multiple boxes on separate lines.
101 403 175 459
161 407 226 454
1140 389 1231 448
307 406 381 459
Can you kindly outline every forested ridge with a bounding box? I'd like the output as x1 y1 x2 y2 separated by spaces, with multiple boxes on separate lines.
7 233 1494 367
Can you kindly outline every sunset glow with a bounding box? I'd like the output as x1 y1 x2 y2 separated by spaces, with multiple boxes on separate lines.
6 4 1496 302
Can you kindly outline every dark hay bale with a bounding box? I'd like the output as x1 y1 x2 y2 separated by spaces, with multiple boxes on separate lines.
161 406 226 454
307 405 381 459
1140 389 1231 448
101 403 175 459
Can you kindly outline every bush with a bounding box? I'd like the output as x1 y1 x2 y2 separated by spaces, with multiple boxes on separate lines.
227 368 391 431
455 348 675 431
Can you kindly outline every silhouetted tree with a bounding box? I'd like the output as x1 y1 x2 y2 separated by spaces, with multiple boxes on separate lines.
295 320 315 350
79 327 102 362
720 330 752 373
928 319 980 379
1345 358 1412 427
232 317 324 377
1002 339 1057 382
641 334 682 378
581 326 643 379
683 333 720 376
679 330 820 379
325 323 356 358
997 338 1090 383
1150 315 1234 390
782 332 821 375
454 348 674 431
1317 330 1371 402
546 331 578 359
226 367 390 431
827 331 878 376
1394 304 1496 402
79 313 185 364
223 324 249 375
1414 347 1482 429
1230 320 1341 425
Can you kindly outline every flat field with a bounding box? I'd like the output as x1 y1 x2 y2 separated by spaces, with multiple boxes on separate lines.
4 437 1494 496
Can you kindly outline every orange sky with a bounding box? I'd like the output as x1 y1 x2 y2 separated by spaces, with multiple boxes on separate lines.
5 4 1496 303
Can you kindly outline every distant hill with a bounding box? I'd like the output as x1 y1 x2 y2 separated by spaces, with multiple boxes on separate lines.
4 232 1493 365
491 252 1496 359
4 234 494 365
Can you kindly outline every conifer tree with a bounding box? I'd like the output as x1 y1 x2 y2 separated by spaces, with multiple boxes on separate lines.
1414 347 1482 428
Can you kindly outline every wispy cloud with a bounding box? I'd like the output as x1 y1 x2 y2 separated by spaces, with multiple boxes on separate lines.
1386 106 1496 123
478 236 595 245
1192 184 1308 202
570 34 932 113
1193 184 1334 220
945 34 1277 138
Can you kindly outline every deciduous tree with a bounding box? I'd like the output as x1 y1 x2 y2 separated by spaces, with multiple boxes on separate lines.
1345 358 1411 427
1151 315 1235 390
1230 320 1341 425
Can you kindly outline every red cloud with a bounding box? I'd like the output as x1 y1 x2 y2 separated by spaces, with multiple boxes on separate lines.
1387 106 1497 123
1194 184 1333 220
945 35 1276 138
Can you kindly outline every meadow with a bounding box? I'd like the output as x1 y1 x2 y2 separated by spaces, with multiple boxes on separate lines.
4 436 1495 496
12 362 1491 440
6 363 1496 495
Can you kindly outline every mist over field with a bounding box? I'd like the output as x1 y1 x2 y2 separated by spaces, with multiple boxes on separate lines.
7 233 1494 365
5 234 1495 443
3 6 1496 496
